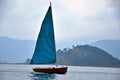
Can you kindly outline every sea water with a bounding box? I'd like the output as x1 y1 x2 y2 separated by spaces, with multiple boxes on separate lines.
0 64 120 80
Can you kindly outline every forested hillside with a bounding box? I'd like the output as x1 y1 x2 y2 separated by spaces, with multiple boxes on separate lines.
57 45 120 67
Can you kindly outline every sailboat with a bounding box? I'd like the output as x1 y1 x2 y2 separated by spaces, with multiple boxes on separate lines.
30 3 67 74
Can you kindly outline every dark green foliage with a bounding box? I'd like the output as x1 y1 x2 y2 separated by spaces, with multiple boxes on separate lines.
57 45 120 67
25 59 31 64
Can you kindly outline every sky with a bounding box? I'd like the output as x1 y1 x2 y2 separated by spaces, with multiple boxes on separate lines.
0 0 120 48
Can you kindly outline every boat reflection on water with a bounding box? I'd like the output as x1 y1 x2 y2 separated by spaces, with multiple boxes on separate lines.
31 72 56 80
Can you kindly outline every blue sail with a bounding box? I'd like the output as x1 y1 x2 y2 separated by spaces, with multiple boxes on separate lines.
30 5 56 64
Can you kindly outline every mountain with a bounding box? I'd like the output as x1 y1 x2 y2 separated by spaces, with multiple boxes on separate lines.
57 45 120 67
0 37 35 63
0 36 120 67
90 40 120 59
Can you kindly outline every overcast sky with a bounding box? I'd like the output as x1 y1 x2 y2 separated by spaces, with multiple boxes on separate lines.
0 0 120 48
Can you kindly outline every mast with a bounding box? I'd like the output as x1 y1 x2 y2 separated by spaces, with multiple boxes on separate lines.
50 2 57 67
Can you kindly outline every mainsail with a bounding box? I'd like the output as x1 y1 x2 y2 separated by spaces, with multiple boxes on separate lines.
30 5 56 64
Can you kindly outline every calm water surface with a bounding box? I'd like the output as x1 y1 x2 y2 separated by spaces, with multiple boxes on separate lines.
0 64 120 80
